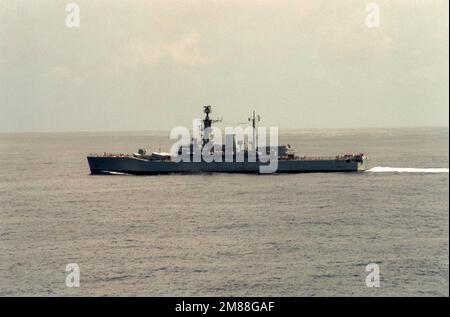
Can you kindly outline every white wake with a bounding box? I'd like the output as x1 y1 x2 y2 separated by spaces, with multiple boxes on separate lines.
367 166 449 173
100 170 127 175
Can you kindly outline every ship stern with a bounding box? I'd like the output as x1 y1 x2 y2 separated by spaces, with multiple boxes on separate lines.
357 156 369 171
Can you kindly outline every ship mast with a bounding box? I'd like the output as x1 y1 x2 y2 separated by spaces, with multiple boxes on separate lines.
202 105 222 145
248 110 261 150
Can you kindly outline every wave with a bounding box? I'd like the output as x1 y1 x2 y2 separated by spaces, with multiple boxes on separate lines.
367 166 449 173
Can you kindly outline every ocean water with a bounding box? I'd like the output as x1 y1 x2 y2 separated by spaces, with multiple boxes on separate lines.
0 128 448 296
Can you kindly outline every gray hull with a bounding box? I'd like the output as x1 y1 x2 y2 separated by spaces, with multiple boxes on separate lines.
87 156 368 174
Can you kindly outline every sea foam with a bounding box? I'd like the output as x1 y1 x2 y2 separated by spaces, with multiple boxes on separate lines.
367 166 449 173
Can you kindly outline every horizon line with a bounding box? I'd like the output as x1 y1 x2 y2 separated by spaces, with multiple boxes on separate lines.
0 125 448 135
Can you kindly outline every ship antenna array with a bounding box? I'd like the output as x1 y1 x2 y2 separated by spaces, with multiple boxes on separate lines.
248 110 261 150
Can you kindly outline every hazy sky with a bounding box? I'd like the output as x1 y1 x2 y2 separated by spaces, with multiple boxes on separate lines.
0 0 448 132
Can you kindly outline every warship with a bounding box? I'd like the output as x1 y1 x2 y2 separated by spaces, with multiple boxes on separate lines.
87 106 368 174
